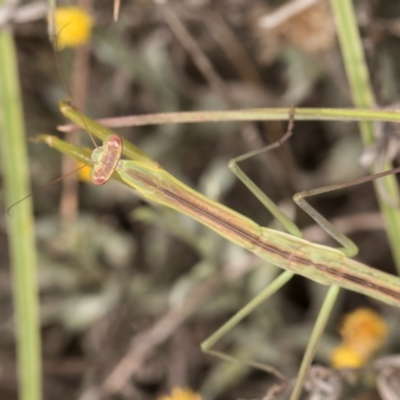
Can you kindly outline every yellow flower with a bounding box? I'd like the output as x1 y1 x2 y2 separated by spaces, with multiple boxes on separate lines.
339 308 388 358
158 387 202 400
330 343 366 369
77 161 92 183
54 7 93 49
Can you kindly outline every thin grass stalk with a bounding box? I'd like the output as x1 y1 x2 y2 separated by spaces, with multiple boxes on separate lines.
289 285 340 400
58 107 400 132
47 0 56 38
330 0 400 274
0 24 42 400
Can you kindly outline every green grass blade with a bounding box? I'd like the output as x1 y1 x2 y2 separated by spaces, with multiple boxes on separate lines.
59 105 400 129
47 0 56 39
330 0 400 274
0 27 42 400
289 285 340 400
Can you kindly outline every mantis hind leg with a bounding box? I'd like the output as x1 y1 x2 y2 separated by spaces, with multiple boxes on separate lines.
201 270 293 380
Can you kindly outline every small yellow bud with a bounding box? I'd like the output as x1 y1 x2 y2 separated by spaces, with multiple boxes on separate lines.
158 387 202 400
330 343 366 369
339 308 388 358
54 7 93 49
77 161 92 183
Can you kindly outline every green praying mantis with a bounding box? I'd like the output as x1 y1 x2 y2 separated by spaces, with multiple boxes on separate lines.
33 99 400 400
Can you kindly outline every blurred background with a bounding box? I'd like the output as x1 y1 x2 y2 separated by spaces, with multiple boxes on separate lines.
2 0 400 399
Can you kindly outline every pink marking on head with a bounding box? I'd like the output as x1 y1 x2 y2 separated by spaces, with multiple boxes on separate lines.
108 135 122 148
92 173 107 186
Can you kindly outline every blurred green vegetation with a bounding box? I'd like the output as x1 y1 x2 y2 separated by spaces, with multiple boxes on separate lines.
2 1 400 399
